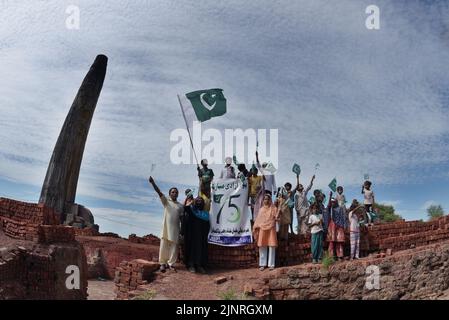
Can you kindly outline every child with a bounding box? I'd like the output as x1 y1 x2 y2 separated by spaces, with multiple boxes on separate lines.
336 186 347 212
361 180 375 224
248 165 263 221
326 193 347 261
348 200 363 259
284 182 295 234
276 187 291 241
219 156 236 179
308 203 323 264
184 188 194 206
198 159 214 197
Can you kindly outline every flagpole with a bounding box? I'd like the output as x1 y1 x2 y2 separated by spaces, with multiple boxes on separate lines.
177 94 200 167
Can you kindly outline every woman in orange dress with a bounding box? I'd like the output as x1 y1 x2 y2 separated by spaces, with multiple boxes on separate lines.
253 194 280 270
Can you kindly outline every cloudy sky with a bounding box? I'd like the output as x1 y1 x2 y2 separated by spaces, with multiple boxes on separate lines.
1 0 449 237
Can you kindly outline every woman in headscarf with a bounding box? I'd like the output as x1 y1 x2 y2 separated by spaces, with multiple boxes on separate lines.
253 194 280 271
276 187 292 241
181 196 210 274
325 191 348 261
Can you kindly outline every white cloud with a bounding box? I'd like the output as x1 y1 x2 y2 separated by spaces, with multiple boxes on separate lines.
1 0 449 213
379 200 401 207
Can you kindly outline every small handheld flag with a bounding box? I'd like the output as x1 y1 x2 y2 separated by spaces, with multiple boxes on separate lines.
314 163 320 173
292 163 301 175
264 162 277 174
328 178 337 192
186 188 195 198
364 173 370 180
233 155 239 165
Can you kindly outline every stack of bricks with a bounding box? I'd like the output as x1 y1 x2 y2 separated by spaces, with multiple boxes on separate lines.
98 232 121 238
367 216 449 252
74 227 100 237
23 251 58 298
114 259 159 300
0 244 87 300
0 198 60 241
128 233 161 246
0 247 25 284
78 235 159 279
37 225 76 244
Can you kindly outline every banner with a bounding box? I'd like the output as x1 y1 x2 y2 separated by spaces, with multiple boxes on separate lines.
208 178 252 246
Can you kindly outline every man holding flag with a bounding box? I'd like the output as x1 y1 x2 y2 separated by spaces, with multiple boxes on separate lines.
178 88 227 205
325 177 347 261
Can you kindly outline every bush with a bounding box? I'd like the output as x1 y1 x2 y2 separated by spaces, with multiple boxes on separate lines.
427 204 444 221
374 203 402 223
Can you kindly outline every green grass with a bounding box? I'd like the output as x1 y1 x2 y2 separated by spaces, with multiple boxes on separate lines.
132 289 157 300
217 288 248 300
321 252 335 269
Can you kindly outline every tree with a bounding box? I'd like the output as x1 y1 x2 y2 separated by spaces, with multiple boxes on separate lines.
374 203 402 223
427 205 444 221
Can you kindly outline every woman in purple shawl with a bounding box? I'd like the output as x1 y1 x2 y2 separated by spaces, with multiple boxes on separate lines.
325 191 347 261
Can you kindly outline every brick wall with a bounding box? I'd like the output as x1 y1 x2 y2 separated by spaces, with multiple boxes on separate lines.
0 198 60 240
74 227 100 237
128 234 161 246
246 240 449 300
114 259 159 300
77 215 449 284
203 216 449 268
38 225 76 244
0 242 88 300
77 236 160 279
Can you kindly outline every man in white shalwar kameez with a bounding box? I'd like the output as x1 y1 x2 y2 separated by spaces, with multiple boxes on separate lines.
149 176 183 272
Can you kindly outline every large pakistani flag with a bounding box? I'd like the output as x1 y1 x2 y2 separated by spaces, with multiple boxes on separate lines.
178 88 227 127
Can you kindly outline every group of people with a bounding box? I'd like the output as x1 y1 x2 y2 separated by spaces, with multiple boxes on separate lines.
148 152 377 273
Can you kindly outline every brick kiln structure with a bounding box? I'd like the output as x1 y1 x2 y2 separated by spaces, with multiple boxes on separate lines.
80 215 449 280
109 216 449 300
3 196 449 300
0 198 88 300
203 215 449 269
246 240 449 300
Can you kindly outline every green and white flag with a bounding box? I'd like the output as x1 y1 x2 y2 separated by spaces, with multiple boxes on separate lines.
263 162 277 174
179 88 226 127
292 163 301 175
233 155 239 165
328 177 337 192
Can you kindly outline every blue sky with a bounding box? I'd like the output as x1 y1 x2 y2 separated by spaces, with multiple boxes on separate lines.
1 0 449 237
